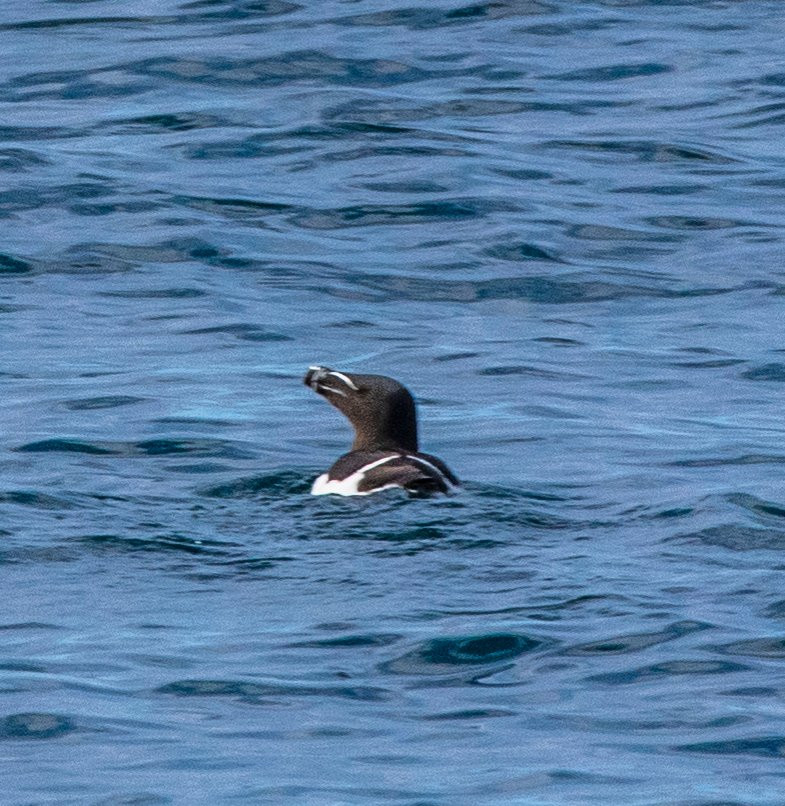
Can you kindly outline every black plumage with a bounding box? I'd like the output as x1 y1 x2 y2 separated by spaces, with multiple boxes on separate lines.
304 366 458 495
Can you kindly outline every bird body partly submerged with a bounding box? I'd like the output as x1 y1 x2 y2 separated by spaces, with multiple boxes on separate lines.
304 366 458 496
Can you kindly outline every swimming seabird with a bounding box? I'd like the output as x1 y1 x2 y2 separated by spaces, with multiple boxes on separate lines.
304 365 458 496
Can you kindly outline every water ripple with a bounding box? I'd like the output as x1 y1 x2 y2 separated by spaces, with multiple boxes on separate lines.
3 0 785 801
677 736 785 758
157 679 389 702
0 713 76 740
383 633 547 676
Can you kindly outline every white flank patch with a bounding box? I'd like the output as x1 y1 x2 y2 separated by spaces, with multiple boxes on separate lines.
311 455 400 496
310 454 454 496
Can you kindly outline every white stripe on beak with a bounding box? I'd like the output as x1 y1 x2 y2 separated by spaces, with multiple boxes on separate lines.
328 371 359 391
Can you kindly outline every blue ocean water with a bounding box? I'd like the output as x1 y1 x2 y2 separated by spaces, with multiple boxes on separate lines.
3 0 785 802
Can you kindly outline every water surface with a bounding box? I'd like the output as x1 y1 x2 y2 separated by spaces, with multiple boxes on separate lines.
3 0 785 803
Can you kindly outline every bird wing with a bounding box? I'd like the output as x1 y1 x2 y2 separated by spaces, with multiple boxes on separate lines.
356 456 449 494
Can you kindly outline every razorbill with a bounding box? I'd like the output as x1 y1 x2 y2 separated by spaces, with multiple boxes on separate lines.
304 365 458 496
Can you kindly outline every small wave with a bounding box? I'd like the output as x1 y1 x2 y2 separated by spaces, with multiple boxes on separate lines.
76 533 237 556
420 708 516 721
312 271 738 304
291 198 515 230
0 622 60 631
200 471 310 498
484 241 561 262
541 138 736 164
670 455 785 467
99 111 232 134
382 632 546 675
182 322 292 342
15 438 255 459
646 215 743 231
0 253 33 275
0 1 300 33
157 679 388 701
0 147 50 172
288 633 402 649
669 358 744 369
588 660 748 686
477 364 585 380
561 621 711 656
63 395 146 411
712 637 785 659
0 490 74 509
742 363 785 382
725 493 785 522
335 1 553 30
0 713 76 740
668 524 785 551
546 62 671 82
676 736 785 758
131 50 438 89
